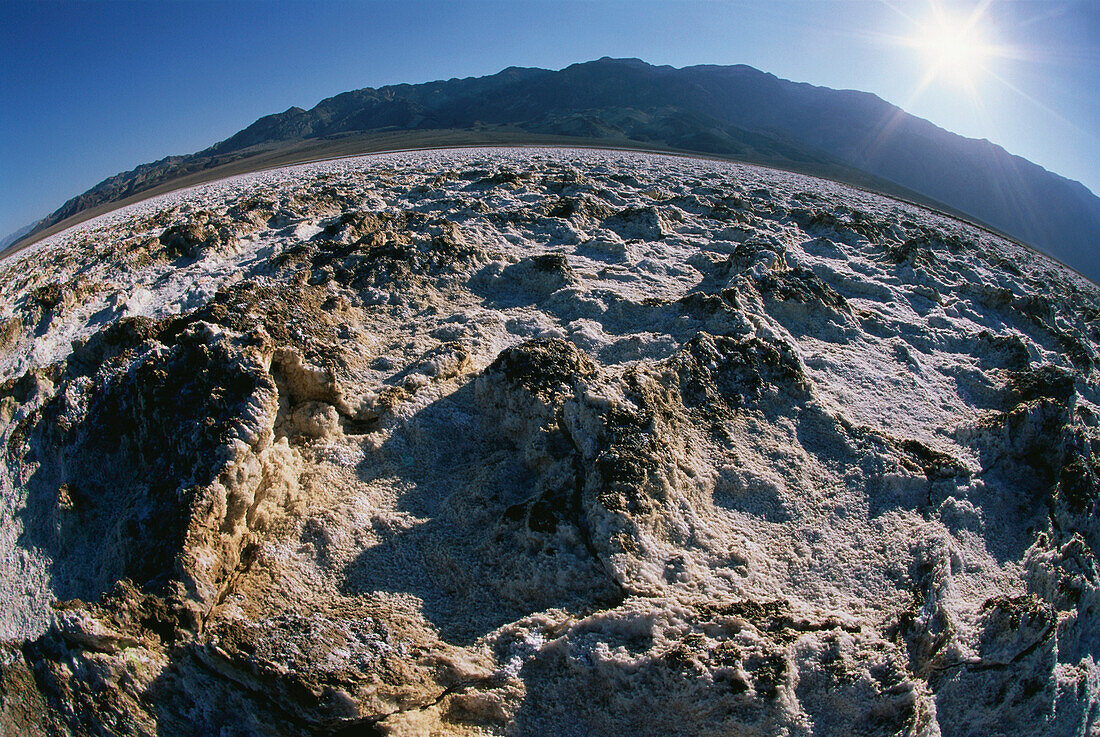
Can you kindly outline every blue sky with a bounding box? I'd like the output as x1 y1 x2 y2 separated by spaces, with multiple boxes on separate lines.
1 0 1097 240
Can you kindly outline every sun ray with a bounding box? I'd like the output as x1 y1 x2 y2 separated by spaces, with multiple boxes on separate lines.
905 66 942 108
986 68 1093 137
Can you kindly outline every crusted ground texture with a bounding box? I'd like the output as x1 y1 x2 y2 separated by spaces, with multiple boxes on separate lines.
1 147 1099 736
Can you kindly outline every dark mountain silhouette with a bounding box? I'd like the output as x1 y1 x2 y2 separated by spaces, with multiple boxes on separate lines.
21 58 1100 281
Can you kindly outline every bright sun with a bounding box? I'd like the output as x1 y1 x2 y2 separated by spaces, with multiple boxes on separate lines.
914 14 993 87
902 1 1003 95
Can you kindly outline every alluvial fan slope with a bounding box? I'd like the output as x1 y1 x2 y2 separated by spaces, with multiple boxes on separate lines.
1 148 1098 736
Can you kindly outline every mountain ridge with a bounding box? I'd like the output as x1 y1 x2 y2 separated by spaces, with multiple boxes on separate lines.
18 57 1100 280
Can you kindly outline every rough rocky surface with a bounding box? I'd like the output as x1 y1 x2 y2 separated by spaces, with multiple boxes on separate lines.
1 147 1098 736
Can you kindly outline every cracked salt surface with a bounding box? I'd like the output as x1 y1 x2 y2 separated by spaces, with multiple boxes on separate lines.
1 147 1098 735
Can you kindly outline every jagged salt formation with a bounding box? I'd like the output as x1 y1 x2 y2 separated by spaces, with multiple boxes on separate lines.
1 148 1098 736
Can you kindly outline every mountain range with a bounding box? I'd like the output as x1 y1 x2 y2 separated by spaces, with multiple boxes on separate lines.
17 57 1100 281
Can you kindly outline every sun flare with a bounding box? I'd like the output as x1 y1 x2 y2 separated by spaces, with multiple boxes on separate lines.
912 10 994 88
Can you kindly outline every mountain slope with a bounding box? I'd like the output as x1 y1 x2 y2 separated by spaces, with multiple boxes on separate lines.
24 58 1100 281
0 220 40 251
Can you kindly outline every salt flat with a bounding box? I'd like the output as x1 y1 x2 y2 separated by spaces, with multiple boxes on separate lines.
1 148 1097 736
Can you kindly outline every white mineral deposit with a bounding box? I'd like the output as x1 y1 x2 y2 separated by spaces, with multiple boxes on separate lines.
1 148 1096 736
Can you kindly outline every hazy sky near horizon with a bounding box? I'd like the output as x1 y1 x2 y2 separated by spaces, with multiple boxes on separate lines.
1 0 1097 240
